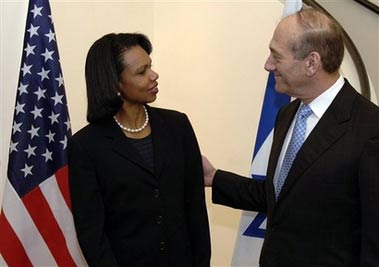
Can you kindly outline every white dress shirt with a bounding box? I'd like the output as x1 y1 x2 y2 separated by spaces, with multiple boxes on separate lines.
273 75 345 188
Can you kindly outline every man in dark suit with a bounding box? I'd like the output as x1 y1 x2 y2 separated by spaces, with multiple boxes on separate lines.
203 8 379 267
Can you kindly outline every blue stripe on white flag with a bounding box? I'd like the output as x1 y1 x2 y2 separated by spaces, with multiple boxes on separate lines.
252 72 290 166
243 72 289 238
232 1 302 266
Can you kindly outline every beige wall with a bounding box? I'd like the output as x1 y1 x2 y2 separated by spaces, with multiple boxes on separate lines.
319 0 379 102
0 1 281 266
1 1 377 266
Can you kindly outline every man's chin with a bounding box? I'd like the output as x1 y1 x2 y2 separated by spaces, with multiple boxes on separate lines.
274 85 286 94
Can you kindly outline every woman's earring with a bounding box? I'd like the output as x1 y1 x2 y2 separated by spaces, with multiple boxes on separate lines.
117 92 121 97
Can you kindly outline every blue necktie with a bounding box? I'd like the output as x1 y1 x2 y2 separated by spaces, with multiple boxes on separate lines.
275 104 313 199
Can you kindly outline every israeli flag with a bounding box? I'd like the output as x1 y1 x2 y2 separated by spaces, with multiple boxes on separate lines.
231 1 302 266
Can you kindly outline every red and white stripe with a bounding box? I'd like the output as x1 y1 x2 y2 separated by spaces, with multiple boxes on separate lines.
0 166 87 267
0 253 7 267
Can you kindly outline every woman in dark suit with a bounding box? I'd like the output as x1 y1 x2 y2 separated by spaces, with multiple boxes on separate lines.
68 33 211 267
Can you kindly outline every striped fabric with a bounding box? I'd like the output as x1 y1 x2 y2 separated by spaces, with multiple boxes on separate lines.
0 0 86 266
127 134 154 172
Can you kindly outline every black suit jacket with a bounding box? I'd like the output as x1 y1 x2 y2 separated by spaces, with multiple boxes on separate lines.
68 106 211 267
213 80 379 267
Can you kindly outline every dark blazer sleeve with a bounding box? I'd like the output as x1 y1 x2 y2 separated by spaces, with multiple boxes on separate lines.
359 137 379 266
68 136 119 267
181 114 211 267
212 170 267 213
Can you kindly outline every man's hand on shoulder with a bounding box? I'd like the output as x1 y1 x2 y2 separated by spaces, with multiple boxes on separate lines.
202 155 217 187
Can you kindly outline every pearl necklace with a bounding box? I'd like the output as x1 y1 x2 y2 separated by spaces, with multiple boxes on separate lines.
113 106 149 133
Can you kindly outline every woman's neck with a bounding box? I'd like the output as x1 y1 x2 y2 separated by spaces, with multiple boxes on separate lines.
114 104 151 138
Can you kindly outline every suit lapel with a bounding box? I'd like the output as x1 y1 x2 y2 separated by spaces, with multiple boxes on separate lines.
266 100 300 204
148 106 171 179
101 107 174 181
102 118 155 177
277 82 357 202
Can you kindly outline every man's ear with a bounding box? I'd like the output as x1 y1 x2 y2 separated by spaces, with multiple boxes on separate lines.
305 51 321 76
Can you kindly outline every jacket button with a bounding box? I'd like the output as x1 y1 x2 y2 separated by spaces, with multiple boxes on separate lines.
156 215 163 224
159 241 166 251
153 188 160 199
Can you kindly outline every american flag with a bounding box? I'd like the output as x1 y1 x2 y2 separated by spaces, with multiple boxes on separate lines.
0 0 86 266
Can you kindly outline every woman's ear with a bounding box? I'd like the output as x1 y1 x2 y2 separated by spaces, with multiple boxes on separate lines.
117 82 124 96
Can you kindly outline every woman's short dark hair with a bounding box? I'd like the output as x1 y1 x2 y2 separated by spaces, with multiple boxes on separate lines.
85 33 152 123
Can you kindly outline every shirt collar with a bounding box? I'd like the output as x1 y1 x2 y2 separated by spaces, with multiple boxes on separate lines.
307 75 345 119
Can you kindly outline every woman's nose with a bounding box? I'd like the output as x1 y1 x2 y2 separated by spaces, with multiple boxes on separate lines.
150 69 159 81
